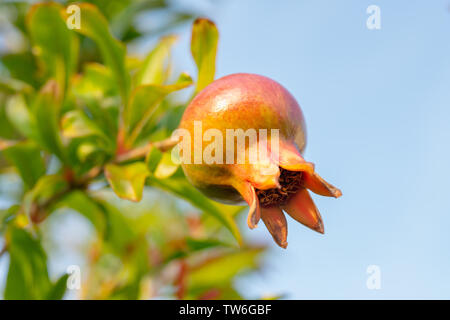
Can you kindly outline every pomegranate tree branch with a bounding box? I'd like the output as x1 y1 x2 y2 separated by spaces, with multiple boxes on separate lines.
114 137 178 163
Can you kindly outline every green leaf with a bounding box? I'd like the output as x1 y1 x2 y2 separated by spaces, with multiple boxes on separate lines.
99 201 136 254
164 237 232 264
126 73 193 146
73 63 118 100
2 142 46 189
1 52 39 88
5 227 52 299
148 175 242 245
70 3 130 102
105 162 149 202
5 94 35 139
27 2 78 95
32 80 65 160
187 248 263 290
25 174 69 222
46 274 69 300
185 237 231 252
61 110 110 145
76 141 106 163
191 18 219 92
0 205 20 232
71 64 120 141
135 35 177 86
145 146 163 173
30 175 69 204
0 100 18 140
153 152 179 179
0 77 33 95
59 191 106 234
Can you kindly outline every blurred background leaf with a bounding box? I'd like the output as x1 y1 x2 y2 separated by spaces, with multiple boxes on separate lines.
27 2 79 96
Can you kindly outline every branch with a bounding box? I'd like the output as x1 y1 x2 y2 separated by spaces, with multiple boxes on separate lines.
115 137 177 163
25 137 178 224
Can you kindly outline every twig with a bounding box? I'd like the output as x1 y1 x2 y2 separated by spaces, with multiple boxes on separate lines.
115 137 178 163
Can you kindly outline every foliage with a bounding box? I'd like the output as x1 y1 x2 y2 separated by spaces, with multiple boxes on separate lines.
0 1 268 300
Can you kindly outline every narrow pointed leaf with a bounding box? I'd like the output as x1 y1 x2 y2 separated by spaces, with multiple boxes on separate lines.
46 274 69 300
61 110 109 142
27 2 78 95
2 142 46 189
191 18 219 92
153 152 179 179
187 248 264 290
135 35 178 86
32 80 65 160
69 4 130 102
59 191 107 234
25 174 69 223
5 227 52 300
73 63 118 99
126 73 193 145
148 175 242 245
5 94 35 139
145 146 163 173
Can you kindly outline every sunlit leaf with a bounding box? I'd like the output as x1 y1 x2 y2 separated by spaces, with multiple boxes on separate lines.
76 141 105 163
0 77 33 95
98 201 136 254
135 35 177 86
5 94 35 139
163 237 232 264
27 2 78 95
0 205 21 232
71 65 120 141
153 152 179 179
148 175 242 245
72 63 118 100
1 52 39 88
61 110 110 147
46 274 69 300
125 73 193 146
32 80 65 161
145 146 163 173
105 162 149 202
69 3 130 102
191 18 218 92
2 142 46 189
187 248 264 290
185 237 231 251
0 102 17 140
188 285 243 300
5 227 52 299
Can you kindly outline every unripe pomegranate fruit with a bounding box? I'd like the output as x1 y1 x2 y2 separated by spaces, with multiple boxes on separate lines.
178 73 341 248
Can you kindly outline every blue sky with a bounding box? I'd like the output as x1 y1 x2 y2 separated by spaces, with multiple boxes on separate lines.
1 0 449 299
164 0 450 299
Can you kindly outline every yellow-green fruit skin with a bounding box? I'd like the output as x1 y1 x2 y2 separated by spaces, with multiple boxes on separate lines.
178 73 307 204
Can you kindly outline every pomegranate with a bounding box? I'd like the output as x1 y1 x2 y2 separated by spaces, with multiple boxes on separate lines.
178 73 341 248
